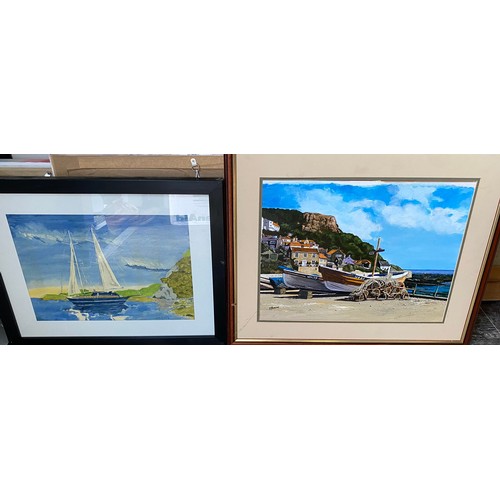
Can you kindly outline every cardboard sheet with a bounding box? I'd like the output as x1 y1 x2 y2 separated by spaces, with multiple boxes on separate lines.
50 154 224 178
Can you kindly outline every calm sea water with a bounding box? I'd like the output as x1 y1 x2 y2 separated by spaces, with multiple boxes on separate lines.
31 299 188 321
409 269 454 275
408 270 454 298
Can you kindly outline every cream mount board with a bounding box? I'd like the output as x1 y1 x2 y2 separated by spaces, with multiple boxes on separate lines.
233 154 500 344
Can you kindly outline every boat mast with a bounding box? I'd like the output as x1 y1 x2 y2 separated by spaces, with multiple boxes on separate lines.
91 227 121 290
68 232 81 296
372 237 381 277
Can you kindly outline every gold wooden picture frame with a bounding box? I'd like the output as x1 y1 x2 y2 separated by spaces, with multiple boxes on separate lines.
228 155 500 344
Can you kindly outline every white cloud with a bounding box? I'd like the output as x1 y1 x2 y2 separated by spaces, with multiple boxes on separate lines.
11 222 113 246
267 181 475 242
380 184 474 234
121 257 169 272
13 222 70 245
391 185 442 207
381 204 469 234
296 189 382 241
295 185 471 239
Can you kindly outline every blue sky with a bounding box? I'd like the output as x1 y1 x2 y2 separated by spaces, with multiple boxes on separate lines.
262 180 477 270
8 214 190 289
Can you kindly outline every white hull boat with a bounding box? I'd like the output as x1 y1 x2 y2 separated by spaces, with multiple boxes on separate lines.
281 268 330 292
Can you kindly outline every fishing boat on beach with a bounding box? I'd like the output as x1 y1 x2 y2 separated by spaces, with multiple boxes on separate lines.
319 265 411 293
67 229 129 313
319 237 411 293
280 267 330 292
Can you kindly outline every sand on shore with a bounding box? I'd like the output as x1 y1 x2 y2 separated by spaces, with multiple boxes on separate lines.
29 287 65 298
258 293 448 322
28 284 152 298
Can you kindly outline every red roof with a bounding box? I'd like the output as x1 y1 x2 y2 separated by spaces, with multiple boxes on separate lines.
292 248 318 254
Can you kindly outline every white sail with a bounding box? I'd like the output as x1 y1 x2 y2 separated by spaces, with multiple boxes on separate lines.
91 228 121 290
68 232 81 296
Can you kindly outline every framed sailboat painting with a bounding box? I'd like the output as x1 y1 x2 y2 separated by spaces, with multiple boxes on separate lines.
228 155 500 344
0 178 226 344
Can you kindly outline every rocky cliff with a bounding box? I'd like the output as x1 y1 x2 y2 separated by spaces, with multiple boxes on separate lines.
158 250 193 299
302 212 341 233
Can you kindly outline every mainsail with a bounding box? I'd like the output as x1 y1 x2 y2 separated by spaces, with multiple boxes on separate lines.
66 228 128 313
91 228 121 290
68 232 81 296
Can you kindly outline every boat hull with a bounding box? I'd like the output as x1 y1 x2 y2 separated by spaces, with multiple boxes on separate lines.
68 294 129 313
323 281 362 293
282 269 330 292
319 266 410 293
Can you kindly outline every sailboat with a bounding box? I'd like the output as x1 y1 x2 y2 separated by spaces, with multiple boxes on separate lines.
67 228 129 312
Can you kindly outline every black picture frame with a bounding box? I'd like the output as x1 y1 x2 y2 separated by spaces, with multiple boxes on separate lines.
0 177 226 344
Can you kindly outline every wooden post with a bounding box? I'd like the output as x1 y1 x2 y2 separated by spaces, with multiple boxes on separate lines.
372 237 381 277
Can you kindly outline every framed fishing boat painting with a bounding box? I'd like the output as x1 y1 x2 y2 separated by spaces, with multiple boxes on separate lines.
228 154 500 344
0 178 226 344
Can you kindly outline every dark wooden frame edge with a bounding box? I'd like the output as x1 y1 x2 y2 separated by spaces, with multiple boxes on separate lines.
224 155 236 344
463 208 500 344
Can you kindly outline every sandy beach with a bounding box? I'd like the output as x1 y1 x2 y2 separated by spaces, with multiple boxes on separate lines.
28 287 65 298
28 284 151 298
258 293 448 322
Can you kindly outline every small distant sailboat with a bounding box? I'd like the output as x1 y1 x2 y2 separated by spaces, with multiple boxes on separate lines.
67 228 128 313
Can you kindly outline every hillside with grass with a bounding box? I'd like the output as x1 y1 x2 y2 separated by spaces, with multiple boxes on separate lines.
162 250 193 298
262 208 402 271
117 283 161 302
162 250 194 318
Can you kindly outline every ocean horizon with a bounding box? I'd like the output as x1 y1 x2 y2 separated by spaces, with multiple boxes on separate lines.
409 269 454 275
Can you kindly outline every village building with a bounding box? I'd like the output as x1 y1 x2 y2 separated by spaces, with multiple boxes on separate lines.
290 246 319 267
261 218 280 232
327 248 345 262
289 238 319 251
261 235 279 249
278 235 293 249
318 253 328 267
261 249 279 262
262 234 306 251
